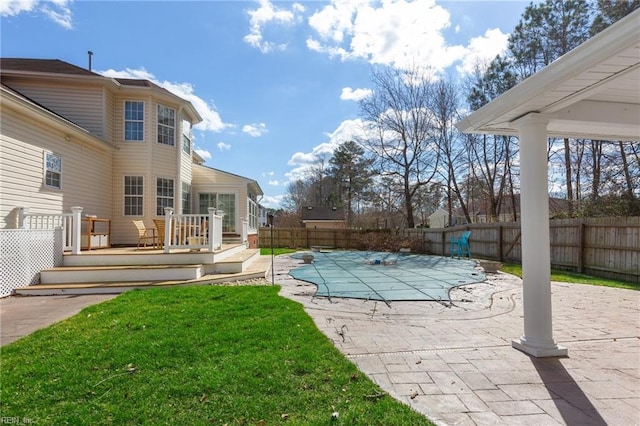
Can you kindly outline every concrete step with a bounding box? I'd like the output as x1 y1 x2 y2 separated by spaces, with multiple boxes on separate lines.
14 255 273 296
40 264 204 284
212 249 260 274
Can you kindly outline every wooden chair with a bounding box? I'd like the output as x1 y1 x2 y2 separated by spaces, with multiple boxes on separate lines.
132 220 157 249
153 219 167 248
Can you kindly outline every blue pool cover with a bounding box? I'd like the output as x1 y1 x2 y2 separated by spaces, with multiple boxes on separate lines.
289 251 486 302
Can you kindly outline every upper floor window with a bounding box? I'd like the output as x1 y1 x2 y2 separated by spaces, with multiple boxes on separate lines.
44 152 62 189
157 105 175 146
182 119 192 154
124 101 144 141
124 176 144 216
182 135 191 155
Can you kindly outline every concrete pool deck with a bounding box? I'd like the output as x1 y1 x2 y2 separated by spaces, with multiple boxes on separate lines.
275 255 640 426
1 254 638 425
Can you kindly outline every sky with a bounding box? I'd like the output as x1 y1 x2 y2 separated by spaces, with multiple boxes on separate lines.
0 0 531 209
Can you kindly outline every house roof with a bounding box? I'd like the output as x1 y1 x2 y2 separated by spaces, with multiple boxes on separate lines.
456 9 640 142
0 58 202 124
0 58 100 76
302 206 345 221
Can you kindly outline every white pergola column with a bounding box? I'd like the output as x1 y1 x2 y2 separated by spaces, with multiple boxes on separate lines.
511 113 567 358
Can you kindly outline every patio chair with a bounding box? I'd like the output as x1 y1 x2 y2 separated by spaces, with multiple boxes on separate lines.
132 220 157 249
153 219 167 248
450 230 472 259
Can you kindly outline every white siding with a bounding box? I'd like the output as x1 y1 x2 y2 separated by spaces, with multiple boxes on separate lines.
0 107 112 229
110 96 186 244
5 80 106 138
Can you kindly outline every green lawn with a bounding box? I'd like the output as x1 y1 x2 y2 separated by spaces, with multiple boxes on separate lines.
1 286 432 425
260 247 299 256
500 263 638 291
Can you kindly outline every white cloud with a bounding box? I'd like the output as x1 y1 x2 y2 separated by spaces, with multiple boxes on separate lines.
306 0 507 75
457 28 509 75
0 0 73 29
340 86 372 101
244 0 305 53
260 194 286 209
242 122 268 137
99 67 230 133
217 142 231 151
194 147 212 160
287 151 318 167
285 118 373 181
263 171 275 177
268 180 280 186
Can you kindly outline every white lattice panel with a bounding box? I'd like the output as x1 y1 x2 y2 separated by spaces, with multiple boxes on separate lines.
0 229 63 297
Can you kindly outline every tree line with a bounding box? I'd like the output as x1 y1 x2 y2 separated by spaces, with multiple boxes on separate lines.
278 0 639 229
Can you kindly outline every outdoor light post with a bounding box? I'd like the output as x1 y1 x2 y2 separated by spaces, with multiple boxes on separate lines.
267 213 275 285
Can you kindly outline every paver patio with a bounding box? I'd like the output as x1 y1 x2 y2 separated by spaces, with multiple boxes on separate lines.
275 255 640 425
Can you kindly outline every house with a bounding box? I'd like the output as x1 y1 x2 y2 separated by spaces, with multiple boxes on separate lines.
444 195 570 227
428 208 449 228
301 206 346 229
0 58 262 248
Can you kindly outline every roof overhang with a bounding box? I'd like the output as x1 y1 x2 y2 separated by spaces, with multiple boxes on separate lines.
456 9 640 142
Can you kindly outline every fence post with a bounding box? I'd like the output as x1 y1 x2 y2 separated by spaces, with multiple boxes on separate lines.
441 231 446 256
164 207 173 253
498 224 504 262
71 206 83 255
577 220 585 274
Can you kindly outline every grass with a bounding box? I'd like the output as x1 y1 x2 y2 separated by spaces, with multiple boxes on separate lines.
0 286 432 425
260 247 299 256
500 263 638 291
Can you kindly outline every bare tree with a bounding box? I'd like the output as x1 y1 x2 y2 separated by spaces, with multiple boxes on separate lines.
359 65 440 228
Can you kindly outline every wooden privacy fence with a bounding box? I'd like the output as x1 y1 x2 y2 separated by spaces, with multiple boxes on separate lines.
259 216 639 283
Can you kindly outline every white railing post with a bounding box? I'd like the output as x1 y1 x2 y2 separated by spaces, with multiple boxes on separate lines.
71 206 83 255
208 207 215 252
18 207 28 229
242 217 249 247
164 207 173 253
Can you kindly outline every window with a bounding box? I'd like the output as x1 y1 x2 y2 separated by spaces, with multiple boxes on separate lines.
156 178 174 215
218 194 236 233
124 101 144 141
182 134 191 155
182 182 191 214
124 176 144 216
157 105 175 146
199 193 236 233
182 119 191 154
44 152 62 189
199 193 217 213
248 197 258 230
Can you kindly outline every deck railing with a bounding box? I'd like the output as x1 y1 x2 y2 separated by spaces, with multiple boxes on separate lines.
16 206 227 255
18 206 80 253
163 207 223 253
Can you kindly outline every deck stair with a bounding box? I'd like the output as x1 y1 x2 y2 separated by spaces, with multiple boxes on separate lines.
14 245 270 296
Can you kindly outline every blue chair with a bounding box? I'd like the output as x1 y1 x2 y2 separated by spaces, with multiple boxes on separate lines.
450 231 472 259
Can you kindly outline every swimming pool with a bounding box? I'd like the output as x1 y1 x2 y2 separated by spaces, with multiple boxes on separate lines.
289 251 486 302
